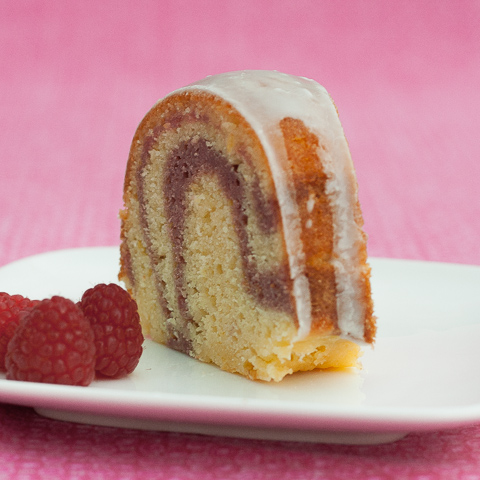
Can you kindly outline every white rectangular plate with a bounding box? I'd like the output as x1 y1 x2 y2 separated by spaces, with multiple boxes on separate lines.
1 247 480 445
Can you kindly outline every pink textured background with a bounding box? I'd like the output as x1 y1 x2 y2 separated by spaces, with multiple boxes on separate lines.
1 1 480 478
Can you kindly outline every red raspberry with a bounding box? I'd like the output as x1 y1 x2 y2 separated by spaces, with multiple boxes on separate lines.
0 293 39 372
5 296 96 386
79 283 143 378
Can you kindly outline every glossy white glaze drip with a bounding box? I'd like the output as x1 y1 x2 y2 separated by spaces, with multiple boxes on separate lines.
168 70 365 341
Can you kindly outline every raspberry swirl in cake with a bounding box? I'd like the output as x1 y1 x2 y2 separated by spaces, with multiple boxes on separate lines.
120 70 375 381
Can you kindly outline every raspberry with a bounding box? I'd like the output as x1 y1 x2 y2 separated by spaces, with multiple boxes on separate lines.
0 293 39 371
5 296 96 386
80 283 143 378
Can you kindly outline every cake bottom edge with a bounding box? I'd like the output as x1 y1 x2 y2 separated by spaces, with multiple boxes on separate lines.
147 324 362 382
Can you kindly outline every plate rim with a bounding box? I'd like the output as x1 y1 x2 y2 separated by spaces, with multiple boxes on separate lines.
2 365 480 433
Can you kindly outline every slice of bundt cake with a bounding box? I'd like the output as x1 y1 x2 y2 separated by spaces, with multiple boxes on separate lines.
119 70 375 381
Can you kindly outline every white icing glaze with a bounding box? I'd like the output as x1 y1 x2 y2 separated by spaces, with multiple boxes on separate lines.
168 70 366 342
306 193 316 213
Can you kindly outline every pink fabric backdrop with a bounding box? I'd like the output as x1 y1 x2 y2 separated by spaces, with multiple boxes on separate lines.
1 1 480 479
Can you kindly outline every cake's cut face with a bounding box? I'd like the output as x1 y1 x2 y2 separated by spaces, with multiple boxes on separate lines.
120 70 375 381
